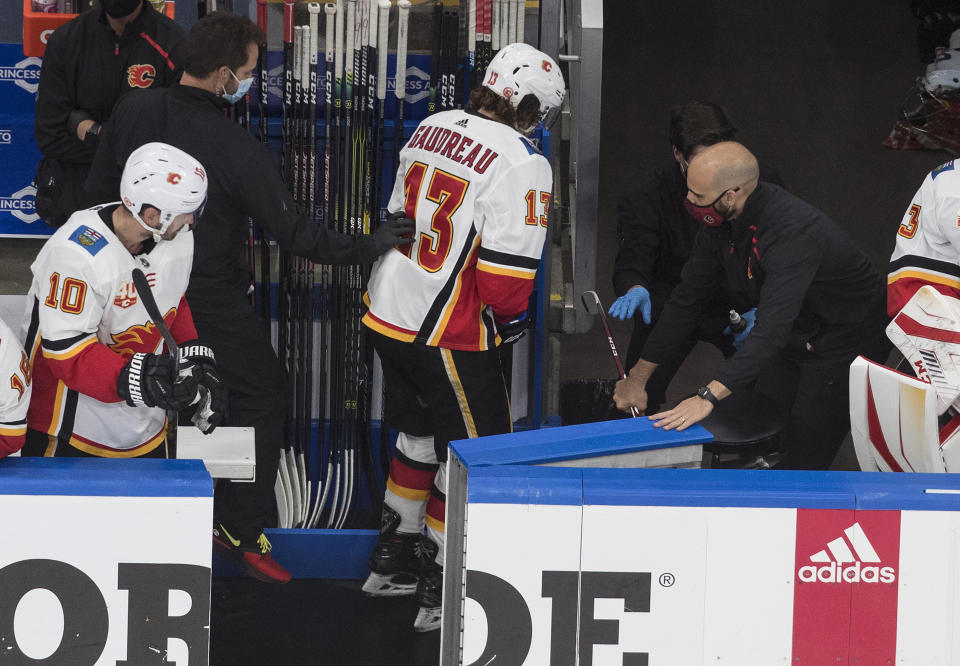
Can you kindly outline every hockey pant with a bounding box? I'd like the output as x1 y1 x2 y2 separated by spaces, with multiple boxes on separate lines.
373 331 513 567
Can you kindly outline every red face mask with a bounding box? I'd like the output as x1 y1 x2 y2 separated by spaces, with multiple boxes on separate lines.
684 188 736 227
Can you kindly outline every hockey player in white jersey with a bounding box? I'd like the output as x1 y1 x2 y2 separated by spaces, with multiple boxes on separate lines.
888 159 960 316
361 43 566 632
22 142 225 458
0 318 31 457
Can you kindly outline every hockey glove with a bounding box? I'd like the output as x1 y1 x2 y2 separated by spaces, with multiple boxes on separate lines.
722 307 757 349
608 286 652 324
179 341 228 434
373 212 416 256
496 311 529 346
117 352 199 410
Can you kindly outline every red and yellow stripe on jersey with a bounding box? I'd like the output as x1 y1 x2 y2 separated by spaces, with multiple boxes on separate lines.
0 318 30 458
888 161 960 316
364 109 553 351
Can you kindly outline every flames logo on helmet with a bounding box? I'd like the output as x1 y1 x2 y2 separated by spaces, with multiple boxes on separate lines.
126 64 156 89
542 60 552 72
167 172 182 185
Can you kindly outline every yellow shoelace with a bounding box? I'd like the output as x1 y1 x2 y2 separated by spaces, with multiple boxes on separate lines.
257 533 273 554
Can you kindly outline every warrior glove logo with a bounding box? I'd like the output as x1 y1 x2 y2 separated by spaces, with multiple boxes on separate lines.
127 64 156 89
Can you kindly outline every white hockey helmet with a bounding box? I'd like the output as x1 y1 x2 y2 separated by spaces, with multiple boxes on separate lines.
120 142 208 239
482 42 566 133
923 50 960 93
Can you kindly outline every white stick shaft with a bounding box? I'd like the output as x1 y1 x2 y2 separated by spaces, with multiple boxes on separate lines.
335 0 344 80
395 0 411 101
376 0 389 100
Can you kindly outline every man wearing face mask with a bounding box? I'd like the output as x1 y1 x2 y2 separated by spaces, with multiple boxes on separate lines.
34 0 185 228
85 12 414 584
608 101 784 415
613 142 887 470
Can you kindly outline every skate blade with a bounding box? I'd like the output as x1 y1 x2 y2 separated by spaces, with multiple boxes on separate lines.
414 606 442 632
362 572 417 597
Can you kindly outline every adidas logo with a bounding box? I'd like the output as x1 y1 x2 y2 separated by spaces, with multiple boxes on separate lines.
797 522 896 584
454 118 469 128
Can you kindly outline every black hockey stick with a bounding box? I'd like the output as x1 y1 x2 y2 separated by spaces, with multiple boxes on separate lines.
581 290 640 418
131 268 181 457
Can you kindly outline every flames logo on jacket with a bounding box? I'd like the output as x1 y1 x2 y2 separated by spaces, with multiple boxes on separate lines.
108 308 176 358
127 64 156 89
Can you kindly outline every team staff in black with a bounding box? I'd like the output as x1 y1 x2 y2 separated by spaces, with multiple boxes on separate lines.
86 12 413 583
609 102 783 414
613 142 887 470
35 0 185 228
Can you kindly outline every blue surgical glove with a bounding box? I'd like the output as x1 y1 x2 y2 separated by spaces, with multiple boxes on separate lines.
608 286 652 324
722 307 757 349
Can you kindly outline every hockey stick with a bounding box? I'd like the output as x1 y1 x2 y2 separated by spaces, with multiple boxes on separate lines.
427 1 441 115
275 0 296 529
257 0 272 336
491 0 500 56
581 290 640 418
298 3 321 527
393 0 411 168
507 0 516 44
307 1 338 530
515 0 524 43
131 268 180 458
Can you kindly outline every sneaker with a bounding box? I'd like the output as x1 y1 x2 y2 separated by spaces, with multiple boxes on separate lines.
413 536 442 633
213 524 291 584
362 505 420 597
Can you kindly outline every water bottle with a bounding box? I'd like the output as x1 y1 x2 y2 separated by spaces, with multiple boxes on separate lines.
728 309 747 334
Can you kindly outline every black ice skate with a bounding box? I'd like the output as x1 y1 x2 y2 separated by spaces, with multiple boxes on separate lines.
413 535 443 632
362 505 420 597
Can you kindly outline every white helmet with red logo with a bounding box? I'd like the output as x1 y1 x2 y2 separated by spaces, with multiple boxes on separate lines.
120 142 208 238
482 42 566 133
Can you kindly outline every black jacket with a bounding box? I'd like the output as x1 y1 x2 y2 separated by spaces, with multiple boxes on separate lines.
612 159 784 297
34 1 185 166
642 182 881 390
85 83 379 315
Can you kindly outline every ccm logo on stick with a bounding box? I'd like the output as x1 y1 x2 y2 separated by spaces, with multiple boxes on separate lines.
466 569 652 666
0 559 210 665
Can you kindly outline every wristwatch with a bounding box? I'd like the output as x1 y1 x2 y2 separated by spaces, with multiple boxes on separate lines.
697 385 719 406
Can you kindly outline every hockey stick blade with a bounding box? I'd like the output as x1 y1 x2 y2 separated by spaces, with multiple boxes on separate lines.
581 289 602 316
580 289 640 418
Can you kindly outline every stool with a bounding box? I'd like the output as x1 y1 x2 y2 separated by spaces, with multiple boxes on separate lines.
699 389 785 469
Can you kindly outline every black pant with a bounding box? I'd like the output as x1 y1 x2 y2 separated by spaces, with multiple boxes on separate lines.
372 332 511 462
194 304 287 543
754 304 889 471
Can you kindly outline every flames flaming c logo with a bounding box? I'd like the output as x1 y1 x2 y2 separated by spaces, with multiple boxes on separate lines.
127 64 156 89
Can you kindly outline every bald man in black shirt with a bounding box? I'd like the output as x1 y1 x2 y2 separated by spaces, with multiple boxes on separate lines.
614 142 887 470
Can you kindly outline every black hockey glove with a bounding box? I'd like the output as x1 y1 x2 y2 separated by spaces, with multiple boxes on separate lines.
179 341 228 434
117 352 199 410
496 311 529 346
373 212 416 256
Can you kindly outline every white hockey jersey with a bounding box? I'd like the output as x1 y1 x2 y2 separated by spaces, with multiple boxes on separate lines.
889 159 960 315
0 317 30 457
24 205 197 456
363 109 553 351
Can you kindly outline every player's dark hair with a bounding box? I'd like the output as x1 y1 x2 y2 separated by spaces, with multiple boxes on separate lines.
467 87 540 132
669 101 738 159
184 12 265 78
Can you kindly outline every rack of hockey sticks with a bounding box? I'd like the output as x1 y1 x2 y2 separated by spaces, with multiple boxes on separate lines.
240 0 531 530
